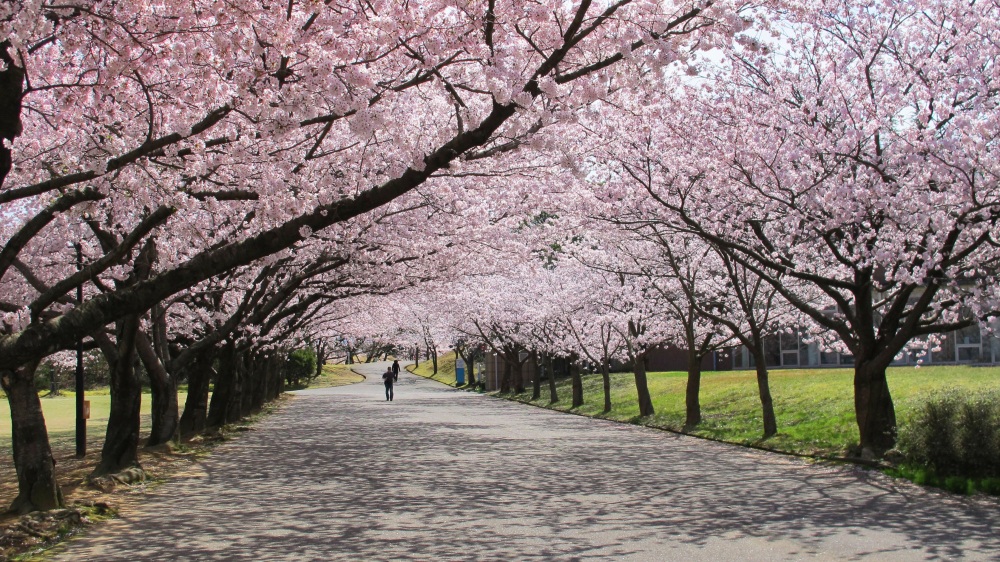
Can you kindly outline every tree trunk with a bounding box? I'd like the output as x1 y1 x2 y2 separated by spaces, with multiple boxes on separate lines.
570 361 583 408
500 360 512 394
751 346 777 439
530 352 541 400
0 41 25 187
546 354 558 404
601 360 612 414
207 343 237 428
855 359 897 454
238 352 253 419
93 315 143 476
314 346 325 379
431 345 438 375
178 351 213 437
250 353 268 412
265 355 282 401
513 358 525 394
2 360 64 514
684 348 702 431
137 334 177 447
632 353 654 417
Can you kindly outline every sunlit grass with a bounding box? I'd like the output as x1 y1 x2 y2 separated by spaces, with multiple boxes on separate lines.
408 351 458 386
511 365 1000 457
0 391 188 454
310 363 366 388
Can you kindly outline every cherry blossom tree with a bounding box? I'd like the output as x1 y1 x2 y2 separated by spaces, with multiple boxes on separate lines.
596 0 1000 453
562 265 628 413
3 0 744 512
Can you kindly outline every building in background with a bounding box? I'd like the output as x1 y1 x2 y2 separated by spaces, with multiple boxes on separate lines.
730 323 1000 369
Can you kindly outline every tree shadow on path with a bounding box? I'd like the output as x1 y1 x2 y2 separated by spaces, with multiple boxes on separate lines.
48 366 1000 561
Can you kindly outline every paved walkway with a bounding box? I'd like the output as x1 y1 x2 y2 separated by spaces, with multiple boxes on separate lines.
50 362 999 561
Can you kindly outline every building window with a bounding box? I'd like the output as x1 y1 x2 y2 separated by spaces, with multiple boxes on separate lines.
932 332 956 363
956 324 981 363
891 350 911 365
764 336 781 367
820 350 839 365
958 346 981 363
780 333 799 366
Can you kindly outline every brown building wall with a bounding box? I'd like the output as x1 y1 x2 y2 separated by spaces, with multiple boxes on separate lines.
482 352 536 391
644 346 734 372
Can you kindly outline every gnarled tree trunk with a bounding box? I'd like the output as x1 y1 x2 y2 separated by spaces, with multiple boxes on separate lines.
178 350 213 437
93 315 143 476
207 343 237 428
138 333 178 447
0 40 25 187
3 360 64 513
855 358 896 454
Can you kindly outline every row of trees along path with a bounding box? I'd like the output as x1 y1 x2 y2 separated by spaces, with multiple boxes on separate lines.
4 0 1000 519
1 0 729 513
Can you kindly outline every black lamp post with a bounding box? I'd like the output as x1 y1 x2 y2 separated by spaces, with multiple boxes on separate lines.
75 243 86 458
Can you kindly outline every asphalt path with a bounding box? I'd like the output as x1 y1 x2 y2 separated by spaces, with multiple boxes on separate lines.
50 361 1000 561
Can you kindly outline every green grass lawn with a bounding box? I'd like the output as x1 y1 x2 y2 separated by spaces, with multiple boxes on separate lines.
532 365 1000 457
1 363 360 449
408 351 459 386
0 390 188 459
417 356 1000 457
310 363 366 388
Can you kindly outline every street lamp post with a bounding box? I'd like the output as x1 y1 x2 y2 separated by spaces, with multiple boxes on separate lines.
75 244 86 458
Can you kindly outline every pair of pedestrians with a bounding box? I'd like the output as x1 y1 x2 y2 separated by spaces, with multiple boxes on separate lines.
382 360 400 401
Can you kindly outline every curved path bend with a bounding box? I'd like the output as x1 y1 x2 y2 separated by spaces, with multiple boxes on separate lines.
51 362 999 561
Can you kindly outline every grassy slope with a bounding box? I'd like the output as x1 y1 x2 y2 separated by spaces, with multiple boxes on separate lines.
309 363 367 388
524 365 1000 456
407 351 458 386
406 356 999 457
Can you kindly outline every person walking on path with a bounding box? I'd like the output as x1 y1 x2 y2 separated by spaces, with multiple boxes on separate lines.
382 367 395 401
391 360 400 382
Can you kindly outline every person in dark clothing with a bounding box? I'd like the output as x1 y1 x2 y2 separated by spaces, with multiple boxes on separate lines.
382 367 394 401
391 360 400 382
